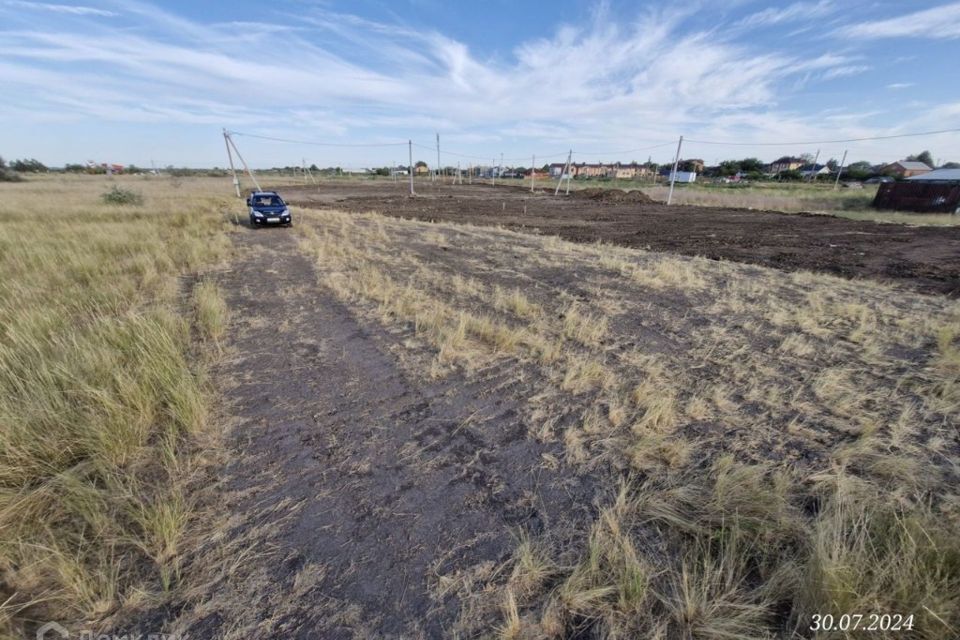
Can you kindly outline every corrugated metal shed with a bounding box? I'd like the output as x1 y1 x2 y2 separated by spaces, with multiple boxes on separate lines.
873 181 960 213
896 161 933 171
907 168 960 182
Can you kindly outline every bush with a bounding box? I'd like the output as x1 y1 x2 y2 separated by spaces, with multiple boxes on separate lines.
0 156 22 182
101 186 144 205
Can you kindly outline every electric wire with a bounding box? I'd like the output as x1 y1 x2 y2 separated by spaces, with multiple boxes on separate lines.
684 128 960 147
228 130 408 147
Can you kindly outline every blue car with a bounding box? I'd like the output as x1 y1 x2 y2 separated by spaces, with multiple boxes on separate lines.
247 191 292 227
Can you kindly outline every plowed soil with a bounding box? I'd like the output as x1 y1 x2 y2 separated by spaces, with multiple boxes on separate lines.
120 225 602 638
284 180 960 297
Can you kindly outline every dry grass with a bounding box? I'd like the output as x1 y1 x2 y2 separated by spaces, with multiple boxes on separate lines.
0 175 230 635
641 182 960 226
293 206 959 637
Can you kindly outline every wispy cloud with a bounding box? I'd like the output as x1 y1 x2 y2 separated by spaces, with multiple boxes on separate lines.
838 2 960 39
0 0 957 166
737 0 835 28
822 65 870 80
3 0 115 17
886 82 914 90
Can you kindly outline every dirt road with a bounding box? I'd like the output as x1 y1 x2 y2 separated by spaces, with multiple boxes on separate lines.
284 181 960 297
114 203 960 638
139 225 599 638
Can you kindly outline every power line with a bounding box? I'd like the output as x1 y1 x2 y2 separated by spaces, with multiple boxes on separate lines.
228 130 408 147
573 141 676 156
684 127 960 147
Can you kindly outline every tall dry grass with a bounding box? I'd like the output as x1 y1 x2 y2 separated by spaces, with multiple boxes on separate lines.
643 182 960 226
0 175 230 636
295 207 960 638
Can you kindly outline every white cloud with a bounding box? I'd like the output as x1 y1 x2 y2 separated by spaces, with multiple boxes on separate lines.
886 83 914 90
737 0 835 27
2 0 115 17
838 2 960 39
0 1 956 166
821 65 870 80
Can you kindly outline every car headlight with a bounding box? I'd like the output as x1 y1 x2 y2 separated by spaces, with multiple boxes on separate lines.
282 208 290 215
253 211 263 217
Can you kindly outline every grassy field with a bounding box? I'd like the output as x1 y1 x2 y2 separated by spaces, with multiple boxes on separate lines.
642 182 959 226
3 175 958 637
296 208 960 638
0 175 231 636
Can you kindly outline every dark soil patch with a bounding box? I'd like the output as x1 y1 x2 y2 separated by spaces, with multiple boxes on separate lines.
283 181 960 297
117 225 602 638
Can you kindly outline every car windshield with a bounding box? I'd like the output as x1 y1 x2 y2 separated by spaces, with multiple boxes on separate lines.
253 195 283 207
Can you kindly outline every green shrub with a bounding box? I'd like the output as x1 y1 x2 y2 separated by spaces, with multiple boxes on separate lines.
101 185 144 205
0 155 22 182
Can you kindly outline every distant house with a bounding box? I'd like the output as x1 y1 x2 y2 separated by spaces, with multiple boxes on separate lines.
414 164 430 176
548 163 567 178
882 160 932 178
907 168 960 182
669 171 697 183
572 163 606 178
768 156 805 173
799 163 831 179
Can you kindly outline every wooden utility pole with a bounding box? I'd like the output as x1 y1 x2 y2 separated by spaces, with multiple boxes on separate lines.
408 140 415 196
531 154 536 192
223 128 241 197
808 149 821 183
225 131 260 192
834 149 848 190
555 150 572 196
435 132 440 184
667 135 683 205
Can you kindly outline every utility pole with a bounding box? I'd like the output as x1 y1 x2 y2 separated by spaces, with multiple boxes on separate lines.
667 135 683 205
223 128 241 197
408 140 415 196
808 149 821 183
555 150 572 196
834 149 848 190
224 130 260 192
435 132 440 184
531 154 536 192
492 158 496 187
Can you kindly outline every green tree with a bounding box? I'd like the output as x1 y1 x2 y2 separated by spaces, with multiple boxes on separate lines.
718 160 741 176
739 158 764 173
845 161 874 180
0 156 20 182
906 150 934 167
12 158 47 172
942 161 960 169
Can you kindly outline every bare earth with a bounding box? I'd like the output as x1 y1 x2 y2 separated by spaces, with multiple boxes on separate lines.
116 188 959 638
283 180 960 297
129 228 602 637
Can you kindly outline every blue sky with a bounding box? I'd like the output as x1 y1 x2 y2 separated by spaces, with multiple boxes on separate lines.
2 0 959 168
